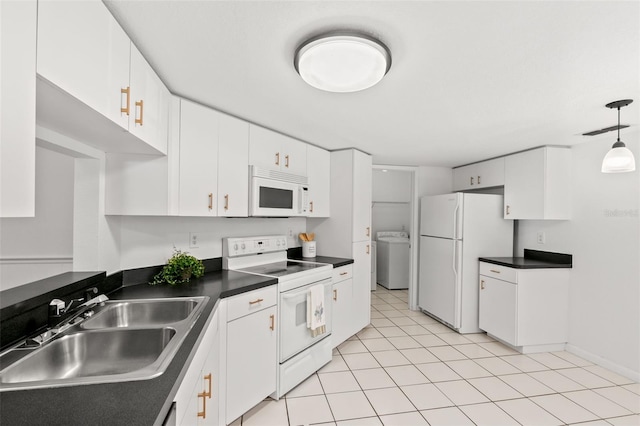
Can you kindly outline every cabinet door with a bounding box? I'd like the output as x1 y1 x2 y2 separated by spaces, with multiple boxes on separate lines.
504 148 545 219
248 125 282 171
352 151 373 242
226 306 277 424
331 278 353 348
307 145 330 217
1 0 36 217
476 157 505 188
128 44 170 154
280 134 307 176
37 0 130 130
351 241 372 334
217 113 249 217
452 164 477 191
478 276 517 345
176 309 219 426
179 100 219 216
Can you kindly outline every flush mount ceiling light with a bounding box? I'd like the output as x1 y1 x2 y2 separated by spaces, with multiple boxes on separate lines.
601 99 636 173
294 32 391 93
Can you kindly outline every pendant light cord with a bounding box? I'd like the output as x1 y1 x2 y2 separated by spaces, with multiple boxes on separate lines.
617 106 621 142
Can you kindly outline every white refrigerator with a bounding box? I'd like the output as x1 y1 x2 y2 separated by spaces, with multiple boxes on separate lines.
418 193 513 333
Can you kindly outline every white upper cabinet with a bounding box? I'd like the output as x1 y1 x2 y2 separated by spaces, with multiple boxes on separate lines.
36 0 169 155
453 157 505 191
37 0 130 129
178 99 219 216
249 125 307 176
306 145 330 217
1 0 37 217
217 113 249 217
127 44 171 154
504 146 571 220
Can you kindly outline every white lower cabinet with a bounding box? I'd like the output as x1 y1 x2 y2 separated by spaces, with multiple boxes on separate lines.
331 265 354 348
478 262 570 353
225 289 277 424
175 308 220 426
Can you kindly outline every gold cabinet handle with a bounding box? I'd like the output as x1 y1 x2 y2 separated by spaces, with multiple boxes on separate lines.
490 269 501 274
506 205 511 215
339 271 348 276
333 289 337 301
120 87 130 115
269 314 275 330
208 193 213 210
477 175 481 185
366 244 370 254
249 298 264 305
135 100 144 125
285 154 290 168
275 152 280 166
480 280 485 290
366 227 370 237
203 373 212 398
470 176 474 186
224 194 229 211
197 391 207 419
310 201 314 213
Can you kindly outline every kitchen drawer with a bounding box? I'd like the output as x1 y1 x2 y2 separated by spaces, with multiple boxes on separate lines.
332 265 353 283
227 285 277 322
479 262 517 283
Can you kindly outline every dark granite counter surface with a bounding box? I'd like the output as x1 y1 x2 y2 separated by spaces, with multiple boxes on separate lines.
480 249 573 269
0 269 277 426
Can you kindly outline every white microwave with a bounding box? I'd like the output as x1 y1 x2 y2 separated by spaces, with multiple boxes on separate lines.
250 166 309 217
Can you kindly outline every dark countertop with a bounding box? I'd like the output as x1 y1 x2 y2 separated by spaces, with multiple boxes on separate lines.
286 247 354 268
291 255 354 268
480 249 572 269
0 270 277 426
0 254 353 425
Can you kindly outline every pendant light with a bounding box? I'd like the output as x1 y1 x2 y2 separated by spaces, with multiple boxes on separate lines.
294 31 391 93
601 99 635 173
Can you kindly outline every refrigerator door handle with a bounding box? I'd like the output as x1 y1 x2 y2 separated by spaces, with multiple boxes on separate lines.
452 201 460 240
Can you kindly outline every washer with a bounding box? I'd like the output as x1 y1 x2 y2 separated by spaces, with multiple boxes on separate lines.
376 231 410 290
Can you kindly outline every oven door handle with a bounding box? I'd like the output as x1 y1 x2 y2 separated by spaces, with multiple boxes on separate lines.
281 281 330 300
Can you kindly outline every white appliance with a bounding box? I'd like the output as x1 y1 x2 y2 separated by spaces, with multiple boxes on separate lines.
223 235 332 398
249 166 309 217
376 231 410 290
418 193 512 333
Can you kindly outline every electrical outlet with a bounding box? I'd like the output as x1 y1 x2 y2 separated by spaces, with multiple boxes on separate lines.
189 232 199 248
536 231 545 244
288 228 294 237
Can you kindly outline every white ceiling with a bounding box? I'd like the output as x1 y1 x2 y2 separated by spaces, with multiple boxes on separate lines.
103 1 640 167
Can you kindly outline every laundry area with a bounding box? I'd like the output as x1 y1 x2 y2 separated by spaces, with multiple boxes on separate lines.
371 168 413 291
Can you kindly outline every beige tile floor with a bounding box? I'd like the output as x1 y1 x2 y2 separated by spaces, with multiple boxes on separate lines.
231 286 640 425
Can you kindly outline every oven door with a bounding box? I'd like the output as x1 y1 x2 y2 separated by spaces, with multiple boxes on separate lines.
250 176 301 217
279 278 332 363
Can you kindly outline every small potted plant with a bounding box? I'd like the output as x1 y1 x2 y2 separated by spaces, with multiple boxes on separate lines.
150 248 205 286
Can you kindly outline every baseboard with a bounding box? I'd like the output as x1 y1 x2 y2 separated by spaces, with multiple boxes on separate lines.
565 344 640 383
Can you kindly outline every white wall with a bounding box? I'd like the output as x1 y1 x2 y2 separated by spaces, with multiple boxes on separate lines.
517 131 639 379
0 147 74 289
118 216 307 270
417 166 453 197
372 169 412 236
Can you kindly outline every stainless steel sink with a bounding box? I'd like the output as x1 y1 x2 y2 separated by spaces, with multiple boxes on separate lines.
0 296 209 391
81 298 202 329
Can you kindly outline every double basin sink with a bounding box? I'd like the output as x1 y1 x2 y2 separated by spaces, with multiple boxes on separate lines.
0 296 208 391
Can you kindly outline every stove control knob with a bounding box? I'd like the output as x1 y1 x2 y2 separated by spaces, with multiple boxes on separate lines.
233 244 238 251
241 243 246 250
276 239 280 246
281 239 286 246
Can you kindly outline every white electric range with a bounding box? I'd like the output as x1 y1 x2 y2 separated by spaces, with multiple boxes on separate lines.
223 235 333 398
